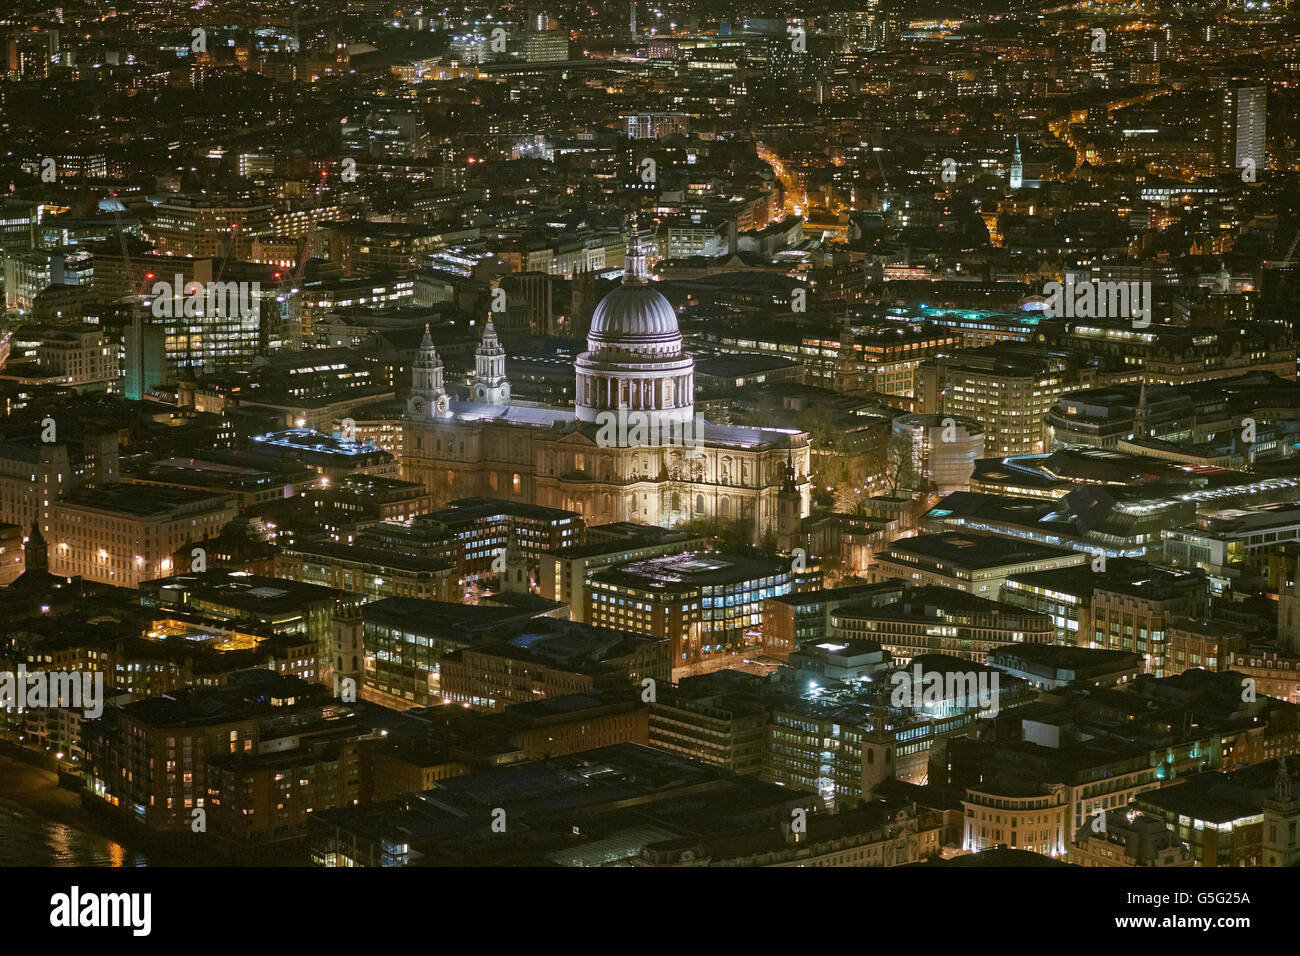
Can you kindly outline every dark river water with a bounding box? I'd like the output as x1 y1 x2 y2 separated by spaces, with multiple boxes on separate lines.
0 800 147 866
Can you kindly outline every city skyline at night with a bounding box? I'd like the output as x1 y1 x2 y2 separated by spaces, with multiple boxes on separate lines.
0 0 1295 931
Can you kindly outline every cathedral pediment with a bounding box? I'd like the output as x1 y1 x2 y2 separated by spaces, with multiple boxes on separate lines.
548 426 602 447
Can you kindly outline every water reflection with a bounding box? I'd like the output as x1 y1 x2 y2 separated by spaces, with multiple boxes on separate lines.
0 803 147 867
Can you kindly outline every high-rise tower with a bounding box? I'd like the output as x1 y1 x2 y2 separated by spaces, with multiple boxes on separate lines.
1221 82 1266 174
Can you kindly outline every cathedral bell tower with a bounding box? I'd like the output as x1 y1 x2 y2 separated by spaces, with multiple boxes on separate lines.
471 318 510 404
408 323 450 419
1263 758 1300 866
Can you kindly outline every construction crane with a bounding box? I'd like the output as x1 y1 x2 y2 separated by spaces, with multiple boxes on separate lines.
109 197 150 297
1273 228 1300 268
264 235 311 352
873 147 891 212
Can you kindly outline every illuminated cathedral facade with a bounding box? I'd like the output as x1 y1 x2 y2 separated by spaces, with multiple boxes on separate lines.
401 220 811 540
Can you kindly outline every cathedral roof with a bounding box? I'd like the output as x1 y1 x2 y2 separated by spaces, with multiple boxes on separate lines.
588 283 681 347
587 213 680 349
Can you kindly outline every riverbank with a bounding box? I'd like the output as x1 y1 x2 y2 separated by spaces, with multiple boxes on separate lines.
0 753 102 835
0 744 319 865
0 752 147 865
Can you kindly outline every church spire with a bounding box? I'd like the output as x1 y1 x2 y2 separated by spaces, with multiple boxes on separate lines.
776 449 802 553
623 212 648 287
1134 382 1149 439
25 521 48 575
781 450 797 494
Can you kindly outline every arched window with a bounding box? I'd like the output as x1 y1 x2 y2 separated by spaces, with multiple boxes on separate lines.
695 495 705 512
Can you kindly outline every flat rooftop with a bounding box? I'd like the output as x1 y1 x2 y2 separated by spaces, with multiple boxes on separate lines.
60 483 233 517
362 596 547 638
140 571 344 612
988 643 1145 670
1005 557 1161 599
250 428 387 459
427 496 581 524
879 533 1079 570
590 549 791 591
282 538 456 574
553 526 698 560
769 580 907 609
837 585 1039 620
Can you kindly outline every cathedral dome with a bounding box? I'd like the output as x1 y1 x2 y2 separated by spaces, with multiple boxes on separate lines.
588 283 680 347
573 214 695 426
585 214 681 354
